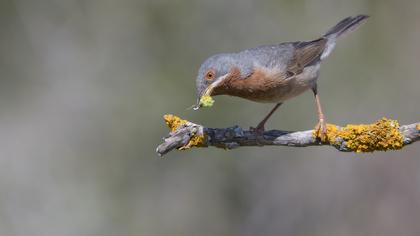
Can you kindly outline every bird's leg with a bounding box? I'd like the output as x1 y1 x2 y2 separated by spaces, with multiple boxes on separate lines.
251 103 282 135
312 85 327 140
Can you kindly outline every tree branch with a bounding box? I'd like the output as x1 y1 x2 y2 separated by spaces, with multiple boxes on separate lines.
156 114 420 156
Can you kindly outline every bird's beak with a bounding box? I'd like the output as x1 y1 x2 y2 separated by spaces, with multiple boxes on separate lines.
192 73 229 110
201 73 229 98
190 73 229 110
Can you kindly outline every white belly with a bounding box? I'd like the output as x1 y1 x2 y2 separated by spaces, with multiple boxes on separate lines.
260 64 320 103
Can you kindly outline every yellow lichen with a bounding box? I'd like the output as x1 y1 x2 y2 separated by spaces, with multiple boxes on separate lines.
417 123 420 130
314 118 403 152
163 114 206 149
164 114 187 132
318 123 342 144
199 95 215 108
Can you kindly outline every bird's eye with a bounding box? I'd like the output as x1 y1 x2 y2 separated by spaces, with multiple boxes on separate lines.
205 71 215 80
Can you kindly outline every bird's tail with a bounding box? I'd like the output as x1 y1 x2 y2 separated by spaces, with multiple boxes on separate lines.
324 15 369 38
321 15 369 59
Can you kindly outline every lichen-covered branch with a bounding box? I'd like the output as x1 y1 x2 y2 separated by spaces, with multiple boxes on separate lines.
156 114 420 156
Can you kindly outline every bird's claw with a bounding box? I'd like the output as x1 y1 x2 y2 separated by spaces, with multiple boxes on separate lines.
250 126 264 135
315 119 328 141
250 125 265 146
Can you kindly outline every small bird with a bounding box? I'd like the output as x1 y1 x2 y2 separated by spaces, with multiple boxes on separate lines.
195 15 369 139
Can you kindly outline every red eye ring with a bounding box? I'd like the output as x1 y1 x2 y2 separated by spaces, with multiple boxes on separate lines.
205 70 215 80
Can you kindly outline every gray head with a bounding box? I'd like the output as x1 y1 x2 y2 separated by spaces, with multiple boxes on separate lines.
195 53 237 98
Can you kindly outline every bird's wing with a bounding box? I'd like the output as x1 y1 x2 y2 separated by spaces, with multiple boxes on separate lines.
285 38 327 77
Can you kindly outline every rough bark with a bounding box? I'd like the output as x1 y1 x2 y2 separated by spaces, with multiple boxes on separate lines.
156 116 420 156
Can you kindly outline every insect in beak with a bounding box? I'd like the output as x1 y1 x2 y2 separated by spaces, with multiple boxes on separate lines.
190 73 230 110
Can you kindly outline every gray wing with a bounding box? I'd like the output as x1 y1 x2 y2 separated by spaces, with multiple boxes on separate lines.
286 38 327 77
236 38 327 78
237 43 295 71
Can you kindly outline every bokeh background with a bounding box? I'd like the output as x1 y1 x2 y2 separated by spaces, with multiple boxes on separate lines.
1 0 420 235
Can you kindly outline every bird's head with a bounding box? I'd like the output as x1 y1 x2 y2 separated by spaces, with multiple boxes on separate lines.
195 54 234 104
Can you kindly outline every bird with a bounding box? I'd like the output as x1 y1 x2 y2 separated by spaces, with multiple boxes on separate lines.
194 15 369 139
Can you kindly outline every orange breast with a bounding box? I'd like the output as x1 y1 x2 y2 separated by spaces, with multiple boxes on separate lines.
213 67 312 103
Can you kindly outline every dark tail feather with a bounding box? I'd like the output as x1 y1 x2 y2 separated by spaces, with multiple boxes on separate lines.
324 15 369 39
319 15 369 60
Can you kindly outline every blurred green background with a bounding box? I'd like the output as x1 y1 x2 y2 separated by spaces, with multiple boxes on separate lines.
1 0 420 235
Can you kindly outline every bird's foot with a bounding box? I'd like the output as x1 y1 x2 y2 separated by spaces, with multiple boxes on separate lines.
250 124 265 135
250 125 265 146
314 119 328 141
